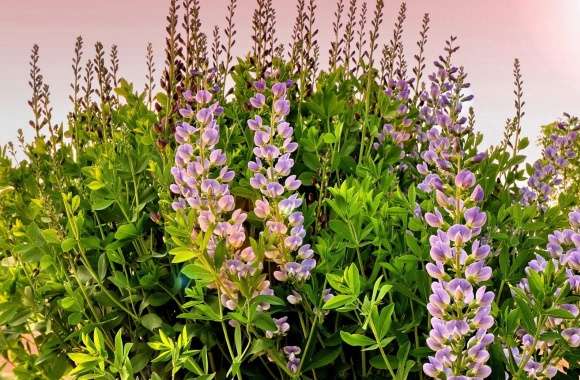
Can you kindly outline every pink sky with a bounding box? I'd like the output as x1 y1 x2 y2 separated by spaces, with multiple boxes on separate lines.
1 0 579 161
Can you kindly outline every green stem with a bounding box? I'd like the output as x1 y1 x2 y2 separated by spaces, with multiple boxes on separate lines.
368 316 396 378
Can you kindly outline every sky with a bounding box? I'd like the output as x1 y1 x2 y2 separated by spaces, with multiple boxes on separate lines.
1 0 579 161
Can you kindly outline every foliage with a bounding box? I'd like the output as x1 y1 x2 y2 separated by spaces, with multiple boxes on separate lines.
0 1 578 379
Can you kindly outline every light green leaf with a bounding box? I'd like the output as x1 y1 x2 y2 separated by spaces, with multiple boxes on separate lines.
340 331 375 347
170 247 195 263
141 313 163 331
323 295 355 310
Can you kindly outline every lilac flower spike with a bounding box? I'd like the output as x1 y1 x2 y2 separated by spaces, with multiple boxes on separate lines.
172 89 272 311
247 82 315 282
417 64 495 379
520 118 579 209
508 210 580 378
374 79 414 151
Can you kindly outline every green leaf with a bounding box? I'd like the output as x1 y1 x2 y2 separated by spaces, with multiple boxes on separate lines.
106 249 126 265
87 181 105 191
408 218 424 232
67 312 82 325
527 270 544 301
326 273 350 294
253 313 277 331
385 207 407 216
61 238 77 252
512 288 535 332
60 296 81 312
41 229 60 245
323 295 355 310
329 219 352 242
340 331 375 347
345 264 361 295
170 247 195 263
499 248 509 277
545 308 575 319
181 264 214 283
97 254 107 280
377 284 392 303
404 233 423 257
92 198 115 211
115 329 124 361
0 185 14 197
108 271 129 289
321 132 336 144
80 236 100 250
362 336 395 351
68 353 98 364
378 304 395 339
303 347 342 371
251 295 286 307
302 152 320 171
141 313 163 331
94 328 106 352
298 171 315 186
115 224 138 241
517 137 529 150
179 303 221 322
71 195 81 211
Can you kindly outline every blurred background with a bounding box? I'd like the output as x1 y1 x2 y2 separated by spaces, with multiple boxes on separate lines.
1 0 579 161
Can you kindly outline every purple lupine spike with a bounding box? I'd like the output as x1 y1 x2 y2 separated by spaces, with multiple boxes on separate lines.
417 64 495 379
172 89 273 312
520 117 579 209
507 210 580 378
374 79 415 152
247 82 315 283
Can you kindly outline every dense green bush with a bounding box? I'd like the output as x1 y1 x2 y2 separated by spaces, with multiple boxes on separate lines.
0 1 578 379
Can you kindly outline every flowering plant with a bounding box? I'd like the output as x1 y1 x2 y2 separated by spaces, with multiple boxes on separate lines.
0 1 578 379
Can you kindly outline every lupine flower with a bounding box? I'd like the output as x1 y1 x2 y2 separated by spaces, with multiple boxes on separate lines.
266 316 291 338
417 64 495 379
171 89 272 311
562 328 580 347
508 210 580 378
520 119 579 209
373 79 417 159
247 82 315 282
283 346 301 373
322 288 334 302
287 290 302 305
250 93 266 109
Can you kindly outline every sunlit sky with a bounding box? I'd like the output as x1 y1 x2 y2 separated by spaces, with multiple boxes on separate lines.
1 0 579 161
